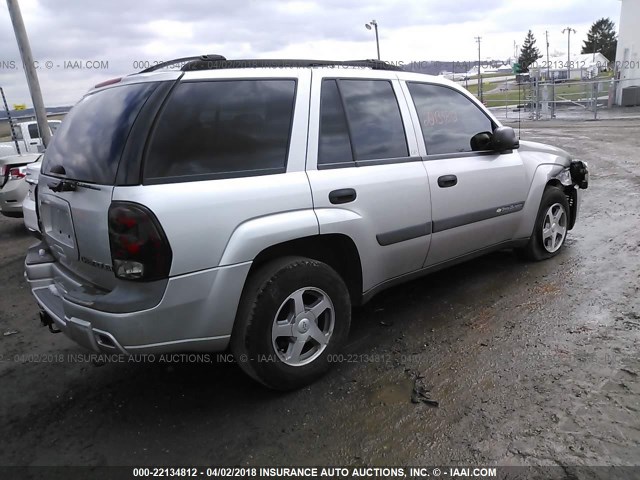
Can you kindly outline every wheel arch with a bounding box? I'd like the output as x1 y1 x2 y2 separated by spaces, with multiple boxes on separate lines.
249 234 364 306
515 164 567 239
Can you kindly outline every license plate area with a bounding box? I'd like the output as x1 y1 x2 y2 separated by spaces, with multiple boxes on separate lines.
40 194 76 249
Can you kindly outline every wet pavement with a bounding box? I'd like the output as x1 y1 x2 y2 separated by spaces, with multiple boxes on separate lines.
0 119 639 468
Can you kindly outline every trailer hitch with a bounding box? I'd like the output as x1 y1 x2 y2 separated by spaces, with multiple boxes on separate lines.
39 310 61 334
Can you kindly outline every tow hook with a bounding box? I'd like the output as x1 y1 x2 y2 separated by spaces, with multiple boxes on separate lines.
39 310 61 334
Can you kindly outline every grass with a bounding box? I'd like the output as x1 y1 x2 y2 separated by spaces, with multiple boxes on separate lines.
466 78 612 107
466 72 514 80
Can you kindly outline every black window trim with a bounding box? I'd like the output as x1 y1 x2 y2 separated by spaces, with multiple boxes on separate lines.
406 81 498 158
317 79 355 168
318 155 423 170
117 78 183 186
141 77 299 184
317 77 413 170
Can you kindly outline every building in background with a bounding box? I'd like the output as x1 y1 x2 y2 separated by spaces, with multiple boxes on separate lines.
531 53 609 81
615 0 640 105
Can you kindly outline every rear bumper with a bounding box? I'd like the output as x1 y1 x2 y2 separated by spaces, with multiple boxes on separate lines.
0 178 28 216
25 244 251 355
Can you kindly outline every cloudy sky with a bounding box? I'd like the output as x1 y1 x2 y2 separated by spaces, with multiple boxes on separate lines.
0 0 622 107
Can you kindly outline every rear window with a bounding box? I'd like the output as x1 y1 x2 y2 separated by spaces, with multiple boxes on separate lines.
42 83 157 184
28 121 60 139
143 79 296 183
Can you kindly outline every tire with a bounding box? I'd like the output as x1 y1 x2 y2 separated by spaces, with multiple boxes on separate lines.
518 186 570 261
230 256 351 390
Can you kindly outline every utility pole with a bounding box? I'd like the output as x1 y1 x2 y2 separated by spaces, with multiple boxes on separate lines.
562 27 576 81
546 30 556 118
475 36 482 103
365 20 380 61
6 0 51 148
545 31 551 80
0 87 21 154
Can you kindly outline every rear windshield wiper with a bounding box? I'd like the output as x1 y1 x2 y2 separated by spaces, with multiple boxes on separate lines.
48 179 77 192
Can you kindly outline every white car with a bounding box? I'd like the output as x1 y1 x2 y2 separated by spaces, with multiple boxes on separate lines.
0 153 41 218
23 158 42 234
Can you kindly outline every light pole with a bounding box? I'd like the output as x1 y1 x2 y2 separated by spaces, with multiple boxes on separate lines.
562 27 576 81
365 20 380 60
592 33 600 62
6 0 51 147
475 36 482 103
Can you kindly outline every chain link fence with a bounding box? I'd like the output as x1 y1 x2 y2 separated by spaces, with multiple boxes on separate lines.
482 76 640 122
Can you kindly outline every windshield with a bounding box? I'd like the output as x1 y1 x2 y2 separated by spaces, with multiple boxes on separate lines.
42 82 157 184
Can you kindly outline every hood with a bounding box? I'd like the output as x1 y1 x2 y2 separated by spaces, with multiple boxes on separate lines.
519 140 572 162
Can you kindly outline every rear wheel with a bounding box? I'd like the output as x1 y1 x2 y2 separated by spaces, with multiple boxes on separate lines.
231 256 351 390
519 186 570 261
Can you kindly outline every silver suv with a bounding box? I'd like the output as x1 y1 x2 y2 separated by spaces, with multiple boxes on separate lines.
25 56 589 390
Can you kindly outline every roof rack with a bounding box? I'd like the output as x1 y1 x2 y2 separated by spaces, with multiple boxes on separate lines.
180 58 404 72
138 54 227 73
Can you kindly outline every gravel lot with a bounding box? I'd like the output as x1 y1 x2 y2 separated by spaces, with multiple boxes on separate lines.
0 119 638 471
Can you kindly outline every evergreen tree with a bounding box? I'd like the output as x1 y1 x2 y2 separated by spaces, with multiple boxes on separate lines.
518 30 542 73
582 18 617 63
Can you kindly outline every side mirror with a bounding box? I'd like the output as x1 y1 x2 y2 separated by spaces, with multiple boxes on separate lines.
470 132 492 151
491 126 519 153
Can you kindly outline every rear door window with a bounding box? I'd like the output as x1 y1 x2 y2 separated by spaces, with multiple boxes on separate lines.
318 80 354 166
338 79 408 161
144 79 297 183
42 82 158 184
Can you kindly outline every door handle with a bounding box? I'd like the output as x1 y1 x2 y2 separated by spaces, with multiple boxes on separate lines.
437 175 458 188
329 188 357 204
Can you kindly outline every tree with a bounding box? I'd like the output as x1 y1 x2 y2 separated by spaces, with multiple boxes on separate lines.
582 18 617 63
518 30 542 73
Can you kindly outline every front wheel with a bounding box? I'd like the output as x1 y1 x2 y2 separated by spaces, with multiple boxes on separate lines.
518 186 570 261
230 256 351 390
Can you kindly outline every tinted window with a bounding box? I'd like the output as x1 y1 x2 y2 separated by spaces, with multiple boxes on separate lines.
26 121 59 139
407 83 494 155
42 83 157 184
145 80 296 182
318 80 353 165
339 80 408 161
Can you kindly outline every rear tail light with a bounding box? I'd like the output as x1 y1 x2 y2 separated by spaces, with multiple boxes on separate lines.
108 202 172 281
9 166 27 180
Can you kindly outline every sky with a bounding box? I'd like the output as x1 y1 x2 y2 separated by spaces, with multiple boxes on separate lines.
0 0 623 107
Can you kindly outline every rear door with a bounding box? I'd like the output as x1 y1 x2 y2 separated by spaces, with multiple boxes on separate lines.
38 81 163 289
306 71 432 292
402 81 529 266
